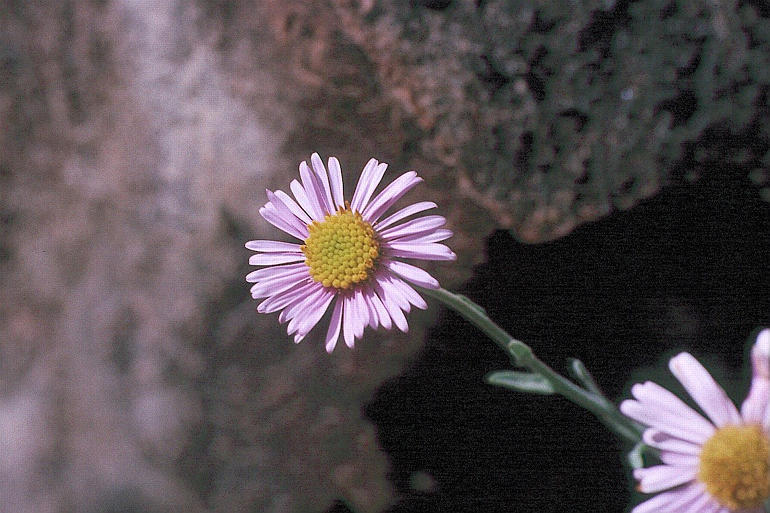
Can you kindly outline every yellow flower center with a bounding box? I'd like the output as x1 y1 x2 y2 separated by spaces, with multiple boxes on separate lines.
697 424 770 510
301 208 380 290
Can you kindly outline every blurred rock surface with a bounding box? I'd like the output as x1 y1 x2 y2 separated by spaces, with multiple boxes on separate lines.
1 1 397 511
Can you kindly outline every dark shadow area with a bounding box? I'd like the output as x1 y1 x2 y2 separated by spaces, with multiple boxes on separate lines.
366 166 770 512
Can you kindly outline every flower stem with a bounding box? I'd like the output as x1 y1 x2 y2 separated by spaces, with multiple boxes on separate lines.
420 287 644 444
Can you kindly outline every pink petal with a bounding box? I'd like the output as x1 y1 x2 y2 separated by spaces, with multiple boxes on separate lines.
278 298 298 323
620 400 712 444
250 263 308 282
287 289 334 338
290 180 320 222
246 262 307 283
631 490 679 513
351 289 368 339
259 204 308 241
642 429 702 456
353 162 388 213
742 329 770 424
660 451 699 467
278 288 324 324
327 157 345 209
373 278 408 332
632 483 705 513
299 162 327 219
250 271 309 299
361 290 379 329
342 294 356 348
310 153 335 214
384 260 440 289
374 201 437 231
282 285 330 326
249 252 305 266
245 240 302 252
350 158 378 212
362 171 422 223
389 276 428 310
630 382 716 441
743 378 769 427
378 275 411 313
274 189 312 224
669 353 742 427
258 281 320 313
633 465 696 493
682 493 719 513
393 229 453 244
286 291 323 333
752 329 770 379
266 189 312 238
380 215 446 240
386 242 456 261
667 483 711 513
367 289 392 330
325 298 344 353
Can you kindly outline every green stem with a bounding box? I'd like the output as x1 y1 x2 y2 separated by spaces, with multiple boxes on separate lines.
420 287 644 444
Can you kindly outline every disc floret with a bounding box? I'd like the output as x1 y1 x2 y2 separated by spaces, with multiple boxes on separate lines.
302 207 380 290
697 424 770 510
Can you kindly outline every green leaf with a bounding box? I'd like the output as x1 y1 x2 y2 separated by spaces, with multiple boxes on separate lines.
627 441 647 469
485 371 555 395
567 358 603 396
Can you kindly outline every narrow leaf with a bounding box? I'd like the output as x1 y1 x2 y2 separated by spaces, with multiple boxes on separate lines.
486 370 556 395
567 358 604 396
627 441 647 469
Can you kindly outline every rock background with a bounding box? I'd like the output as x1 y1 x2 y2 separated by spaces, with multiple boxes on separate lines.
1 1 768 512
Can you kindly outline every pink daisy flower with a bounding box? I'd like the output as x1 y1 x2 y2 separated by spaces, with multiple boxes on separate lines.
246 153 455 352
621 330 770 513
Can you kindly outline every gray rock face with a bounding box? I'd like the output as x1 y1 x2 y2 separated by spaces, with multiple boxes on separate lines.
303 0 769 241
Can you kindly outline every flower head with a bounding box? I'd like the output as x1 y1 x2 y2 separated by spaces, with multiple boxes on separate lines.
246 153 455 352
621 330 770 513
